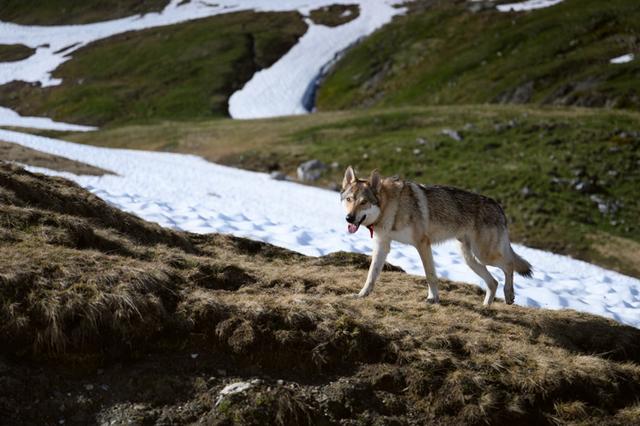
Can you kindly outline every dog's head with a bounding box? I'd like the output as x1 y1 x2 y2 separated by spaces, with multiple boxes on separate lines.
340 166 382 234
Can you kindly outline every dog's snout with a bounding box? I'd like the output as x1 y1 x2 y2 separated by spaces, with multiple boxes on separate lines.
346 214 356 223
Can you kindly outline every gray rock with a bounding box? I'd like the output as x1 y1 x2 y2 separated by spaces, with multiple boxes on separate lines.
494 120 518 133
467 1 495 13
270 171 287 181
597 202 610 214
441 128 463 141
416 137 427 145
574 180 598 194
572 167 586 177
215 382 253 407
550 177 569 185
496 81 534 104
521 186 534 198
297 159 326 182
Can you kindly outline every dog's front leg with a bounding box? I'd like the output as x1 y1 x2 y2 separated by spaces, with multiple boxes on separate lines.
416 240 440 304
356 237 391 298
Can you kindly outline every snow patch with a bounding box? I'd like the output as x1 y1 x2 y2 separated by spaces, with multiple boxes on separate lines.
0 106 96 132
229 1 406 119
1 128 639 329
497 0 564 12
610 53 635 64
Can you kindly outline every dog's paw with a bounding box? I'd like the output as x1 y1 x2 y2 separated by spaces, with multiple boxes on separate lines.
352 289 371 298
426 297 440 305
504 288 515 305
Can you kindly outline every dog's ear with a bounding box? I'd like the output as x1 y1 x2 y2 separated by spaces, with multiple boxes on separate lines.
369 169 381 192
342 166 356 190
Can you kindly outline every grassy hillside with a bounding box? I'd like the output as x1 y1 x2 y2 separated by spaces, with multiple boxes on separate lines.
1 163 639 424
0 44 34 62
0 11 306 126
317 0 640 111
64 105 640 278
0 0 169 25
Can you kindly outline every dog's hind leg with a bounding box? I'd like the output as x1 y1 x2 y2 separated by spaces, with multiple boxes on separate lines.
497 240 516 305
459 238 498 306
501 263 515 305
416 240 439 304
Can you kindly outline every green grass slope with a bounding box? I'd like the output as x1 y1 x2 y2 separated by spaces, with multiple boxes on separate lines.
65 105 640 278
317 0 640 111
0 11 306 126
0 44 34 62
1 164 640 425
0 0 169 25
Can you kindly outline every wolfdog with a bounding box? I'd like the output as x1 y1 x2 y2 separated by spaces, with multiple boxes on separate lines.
341 166 532 305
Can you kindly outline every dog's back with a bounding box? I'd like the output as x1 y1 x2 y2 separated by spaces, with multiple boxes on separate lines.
420 184 507 243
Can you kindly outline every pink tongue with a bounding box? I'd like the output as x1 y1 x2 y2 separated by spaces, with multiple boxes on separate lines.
347 223 359 234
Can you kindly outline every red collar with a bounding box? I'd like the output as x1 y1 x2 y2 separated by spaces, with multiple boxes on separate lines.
367 225 374 238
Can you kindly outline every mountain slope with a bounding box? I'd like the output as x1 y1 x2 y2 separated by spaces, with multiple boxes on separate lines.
0 11 307 126
1 163 640 424
317 0 640 111
0 0 170 25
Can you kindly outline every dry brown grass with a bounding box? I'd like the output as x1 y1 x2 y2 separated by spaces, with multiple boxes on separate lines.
1 163 639 425
0 141 112 176
589 232 640 278
63 108 362 162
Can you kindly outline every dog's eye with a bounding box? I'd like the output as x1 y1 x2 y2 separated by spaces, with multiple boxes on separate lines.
346 197 353 202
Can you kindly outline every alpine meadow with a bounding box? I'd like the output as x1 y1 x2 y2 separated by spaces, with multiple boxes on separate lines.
1 1 639 424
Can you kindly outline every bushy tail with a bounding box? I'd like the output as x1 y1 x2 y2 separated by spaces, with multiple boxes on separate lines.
513 251 533 278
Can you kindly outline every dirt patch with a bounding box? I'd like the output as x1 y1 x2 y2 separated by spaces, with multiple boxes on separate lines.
1 164 640 425
315 250 404 272
0 141 112 176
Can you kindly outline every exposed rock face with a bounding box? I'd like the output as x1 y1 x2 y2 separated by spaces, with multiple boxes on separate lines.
496 81 535 104
297 159 327 182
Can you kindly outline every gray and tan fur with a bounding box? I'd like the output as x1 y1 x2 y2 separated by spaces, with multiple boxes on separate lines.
341 166 532 305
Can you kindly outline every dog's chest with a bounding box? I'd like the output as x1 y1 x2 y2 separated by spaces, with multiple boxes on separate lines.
387 227 414 245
